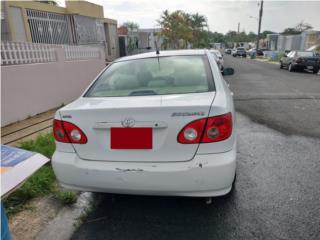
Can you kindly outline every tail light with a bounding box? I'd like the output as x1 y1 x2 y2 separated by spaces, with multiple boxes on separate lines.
53 119 87 144
177 113 232 144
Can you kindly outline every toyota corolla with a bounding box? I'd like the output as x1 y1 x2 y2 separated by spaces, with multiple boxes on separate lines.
52 49 236 197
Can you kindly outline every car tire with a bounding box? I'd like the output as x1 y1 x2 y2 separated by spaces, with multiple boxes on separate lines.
280 62 283 69
288 63 294 72
313 68 319 74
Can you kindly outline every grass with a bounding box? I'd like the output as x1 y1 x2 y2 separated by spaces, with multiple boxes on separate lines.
4 132 78 216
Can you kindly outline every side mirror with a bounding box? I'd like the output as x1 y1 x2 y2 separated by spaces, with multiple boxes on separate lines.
223 68 234 76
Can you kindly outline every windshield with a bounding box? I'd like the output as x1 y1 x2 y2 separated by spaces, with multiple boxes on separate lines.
85 56 214 97
237 48 245 51
297 51 314 57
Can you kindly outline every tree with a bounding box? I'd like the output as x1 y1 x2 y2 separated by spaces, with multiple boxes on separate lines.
159 10 193 49
158 10 208 49
189 13 208 48
247 32 257 42
260 30 275 39
208 31 225 43
282 21 313 35
121 22 139 32
295 21 313 32
282 28 301 35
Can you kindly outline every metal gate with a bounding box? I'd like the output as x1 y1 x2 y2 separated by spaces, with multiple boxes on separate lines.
26 9 71 44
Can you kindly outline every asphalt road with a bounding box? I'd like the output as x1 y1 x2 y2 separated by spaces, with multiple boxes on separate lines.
224 55 320 138
71 56 320 240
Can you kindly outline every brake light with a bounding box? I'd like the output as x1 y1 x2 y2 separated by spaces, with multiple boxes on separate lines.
177 113 232 144
53 119 87 144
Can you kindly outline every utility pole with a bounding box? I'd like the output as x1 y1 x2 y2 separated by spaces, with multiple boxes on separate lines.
238 22 240 33
256 0 264 50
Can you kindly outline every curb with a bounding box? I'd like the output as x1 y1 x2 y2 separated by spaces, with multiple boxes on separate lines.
35 192 94 240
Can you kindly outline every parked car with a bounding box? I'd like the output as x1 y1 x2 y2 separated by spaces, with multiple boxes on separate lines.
210 49 224 72
280 51 320 73
225 48 232 54
52 49 237 198
247 48 256 57
257 48 270 56
247 48 270 57
232 47 247 57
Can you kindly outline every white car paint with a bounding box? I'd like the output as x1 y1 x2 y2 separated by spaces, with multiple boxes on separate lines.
209 49 224 71
52 49 237 197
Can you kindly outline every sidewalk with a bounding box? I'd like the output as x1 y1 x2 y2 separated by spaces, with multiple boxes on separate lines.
1 109 56 146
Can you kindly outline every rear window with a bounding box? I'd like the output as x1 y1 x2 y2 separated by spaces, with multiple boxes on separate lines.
237 48 245 51
85 56 214 97
297 51 314 57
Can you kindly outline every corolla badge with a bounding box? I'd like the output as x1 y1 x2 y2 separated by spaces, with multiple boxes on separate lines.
121 118 135 128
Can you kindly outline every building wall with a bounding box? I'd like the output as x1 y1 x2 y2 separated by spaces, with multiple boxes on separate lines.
2 1 117 44
3 1 67 42
65 1 104 19
276 31 320 51
1 46 106 126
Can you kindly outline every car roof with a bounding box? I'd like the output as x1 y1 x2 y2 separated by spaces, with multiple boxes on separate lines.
114 49 206 62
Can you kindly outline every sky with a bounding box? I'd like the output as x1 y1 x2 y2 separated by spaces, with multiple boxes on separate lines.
64 0 320 34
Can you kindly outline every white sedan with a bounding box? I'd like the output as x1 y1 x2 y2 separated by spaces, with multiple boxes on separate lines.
210 49 224 72
52 49 237 197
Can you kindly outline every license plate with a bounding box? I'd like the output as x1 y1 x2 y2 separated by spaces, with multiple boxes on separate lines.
307 66 313 69
111 128 152 149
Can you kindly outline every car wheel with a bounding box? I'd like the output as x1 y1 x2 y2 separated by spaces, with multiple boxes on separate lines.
280 62 283 69
313 68 319 74
288 63 294 72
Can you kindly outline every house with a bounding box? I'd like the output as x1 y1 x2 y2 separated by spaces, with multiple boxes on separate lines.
1 0 119 61
267 30 320 51
117 27 163 56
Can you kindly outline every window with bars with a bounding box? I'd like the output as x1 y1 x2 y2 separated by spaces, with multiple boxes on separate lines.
26 9 71 45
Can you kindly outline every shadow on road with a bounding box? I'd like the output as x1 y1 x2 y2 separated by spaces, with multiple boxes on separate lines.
72 191 240 240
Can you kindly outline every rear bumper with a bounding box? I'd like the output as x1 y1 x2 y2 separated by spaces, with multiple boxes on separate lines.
52 148 236 197
293 62 319 68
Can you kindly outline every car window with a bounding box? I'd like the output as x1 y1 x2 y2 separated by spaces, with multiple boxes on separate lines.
85 56 214 97
237 48 245 50
297 51 314 57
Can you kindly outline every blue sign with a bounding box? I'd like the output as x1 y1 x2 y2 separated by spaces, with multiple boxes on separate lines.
1 145 35 167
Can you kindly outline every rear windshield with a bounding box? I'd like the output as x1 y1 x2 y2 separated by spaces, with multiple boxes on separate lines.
237 48 245 51
297 51 314 57
85 55 214 97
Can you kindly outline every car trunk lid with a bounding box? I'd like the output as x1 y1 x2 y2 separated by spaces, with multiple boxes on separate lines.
59 92 215 162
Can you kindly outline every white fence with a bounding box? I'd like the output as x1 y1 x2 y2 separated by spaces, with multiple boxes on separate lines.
1 41 56 65
64 45 101 61
1 41 103 65
1 42 106 126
